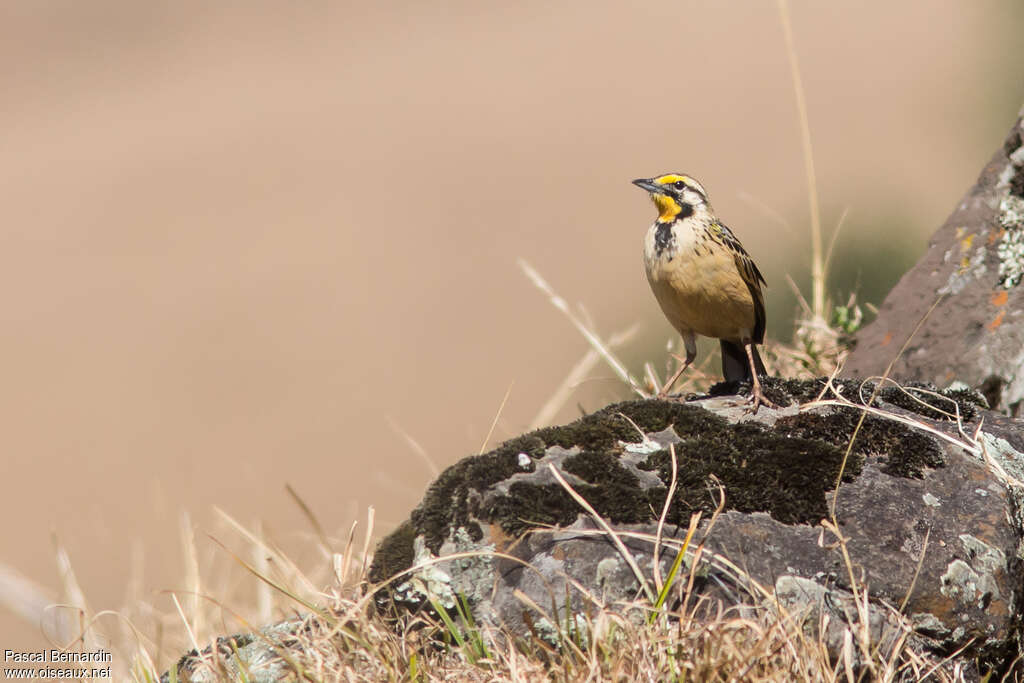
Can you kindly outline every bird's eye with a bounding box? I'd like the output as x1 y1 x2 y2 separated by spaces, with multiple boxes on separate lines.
673 181 686 190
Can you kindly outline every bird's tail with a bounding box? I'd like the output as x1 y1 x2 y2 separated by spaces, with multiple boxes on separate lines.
720 340 766 382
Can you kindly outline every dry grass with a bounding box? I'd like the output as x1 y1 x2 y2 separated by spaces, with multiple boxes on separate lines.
17 479 967 682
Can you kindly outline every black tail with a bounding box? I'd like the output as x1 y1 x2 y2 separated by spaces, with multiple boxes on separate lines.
720 340 766 382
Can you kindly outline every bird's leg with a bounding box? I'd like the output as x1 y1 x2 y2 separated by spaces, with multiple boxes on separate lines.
743 343 777 414
658 357 691 398
658 334 696 398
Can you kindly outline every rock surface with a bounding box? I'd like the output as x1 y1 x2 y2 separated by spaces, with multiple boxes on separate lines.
369 378 1024 673
843 110 1024 416
161 619 306 683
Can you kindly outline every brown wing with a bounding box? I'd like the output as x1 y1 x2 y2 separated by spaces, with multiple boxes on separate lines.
717 223 767 344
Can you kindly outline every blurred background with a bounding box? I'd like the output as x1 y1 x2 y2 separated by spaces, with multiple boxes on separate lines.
2 0 1022 655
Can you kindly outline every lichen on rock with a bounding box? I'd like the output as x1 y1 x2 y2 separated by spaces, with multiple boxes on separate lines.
368 378 1024 672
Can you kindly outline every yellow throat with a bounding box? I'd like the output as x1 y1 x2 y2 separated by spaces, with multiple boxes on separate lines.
652 194 684 222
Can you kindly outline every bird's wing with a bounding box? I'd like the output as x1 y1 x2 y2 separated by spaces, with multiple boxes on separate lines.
716 223 767 344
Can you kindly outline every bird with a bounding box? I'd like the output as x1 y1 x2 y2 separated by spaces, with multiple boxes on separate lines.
632 173 774 411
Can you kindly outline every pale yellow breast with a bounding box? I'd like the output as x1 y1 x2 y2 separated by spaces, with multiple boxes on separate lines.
644 222 757 342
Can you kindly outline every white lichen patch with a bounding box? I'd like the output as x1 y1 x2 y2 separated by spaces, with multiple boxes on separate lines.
621 438 662 454
939 536 1004 611
395 535 456 608
977 431 1024 482
394 528 496 611
959 534 1006 576
438 527 497 606
939 241 987 295
940 560 982 604
529 613 592 647
595 556 623 590
997 194 1024 288
910 612 950 638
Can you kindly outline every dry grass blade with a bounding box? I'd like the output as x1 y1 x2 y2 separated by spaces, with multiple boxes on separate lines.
286 483 335 555
52 534 96 650
531 324 639 430
206 534 329 621
822 206 850 279
213 506 320 596
386 416 440 477
778 0 824 319
518 258 648 398
0 562 67 642
898 527 930 614
360 506 375 578
804 398 979 456
253 520 273 626
179 511 203 640
547 463 655 603
479 380 515 454
652 443 679 592
822 294 947 518
171 592 203 668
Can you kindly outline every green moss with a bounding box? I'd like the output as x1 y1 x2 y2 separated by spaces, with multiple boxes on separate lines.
876 383 985 422
638 421 855 526
532 409 642 451
563 451 635 485
527 399 729 453
368 520 417 583
410 437 540 553
485 482 578 537
706 376 803 406
705 377 984 423
378 379 962 576
491 434 548 462
486 475 652 539
395 403 722 546
612 399 727 434
561 451 650 522
500 397 860 530
775 411 944 478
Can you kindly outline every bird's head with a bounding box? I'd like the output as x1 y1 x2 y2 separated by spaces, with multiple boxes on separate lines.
632 174 709 222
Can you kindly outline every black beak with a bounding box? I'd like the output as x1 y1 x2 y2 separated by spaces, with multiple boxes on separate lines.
632 178 666 194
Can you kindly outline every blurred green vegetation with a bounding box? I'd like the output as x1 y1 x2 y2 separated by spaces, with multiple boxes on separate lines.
767 203 924 339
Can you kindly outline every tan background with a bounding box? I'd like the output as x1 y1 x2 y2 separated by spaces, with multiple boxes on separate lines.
2 0 1022 655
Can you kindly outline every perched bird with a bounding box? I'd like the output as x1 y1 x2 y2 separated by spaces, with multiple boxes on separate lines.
633 173 774 411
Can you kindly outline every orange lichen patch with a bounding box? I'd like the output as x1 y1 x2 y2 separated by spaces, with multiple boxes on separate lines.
991 290 1009 307
487 523 516 552
988 228 1005 245
881 332 893 346
988 310 1005 331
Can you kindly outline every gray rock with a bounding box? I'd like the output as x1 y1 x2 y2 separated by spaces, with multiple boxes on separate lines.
162 619 305 683
843 109 1024 416
369 378 1024 674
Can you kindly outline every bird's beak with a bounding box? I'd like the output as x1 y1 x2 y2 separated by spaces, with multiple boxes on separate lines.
632 178 666 194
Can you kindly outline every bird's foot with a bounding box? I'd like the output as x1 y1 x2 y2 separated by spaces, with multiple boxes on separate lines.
743 380 778 415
